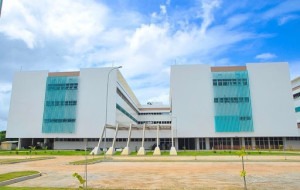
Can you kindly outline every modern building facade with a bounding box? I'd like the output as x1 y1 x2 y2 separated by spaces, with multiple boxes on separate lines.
291 76 300 147
6 62 300 151
171 63 299 150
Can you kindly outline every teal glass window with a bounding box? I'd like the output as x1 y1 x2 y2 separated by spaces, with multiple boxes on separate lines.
212 71 254 132
42 76 78 133
116 104 138 123
296 107 300 113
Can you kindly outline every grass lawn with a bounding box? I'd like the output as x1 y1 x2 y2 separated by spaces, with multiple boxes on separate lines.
69 157 106 165
0 157 54 164
0 150 100 156
1 149 299 157
0 171 39 182
0 188 77 190
125 150 300 156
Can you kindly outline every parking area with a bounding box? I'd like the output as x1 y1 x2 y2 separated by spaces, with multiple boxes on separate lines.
0 155 300 189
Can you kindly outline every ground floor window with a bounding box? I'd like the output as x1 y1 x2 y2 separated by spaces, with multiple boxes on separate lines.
199 138 206 150
269 137 283 149
209 138 231 150
178 138 195 150
160 138 172 150
245 137 252 149
255 137 269 149
232 138 241 150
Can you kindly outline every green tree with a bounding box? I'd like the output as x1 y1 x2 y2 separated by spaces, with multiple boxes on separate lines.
0 131 6 143
237 147 247 190
29 146 36 158
73 172 86 189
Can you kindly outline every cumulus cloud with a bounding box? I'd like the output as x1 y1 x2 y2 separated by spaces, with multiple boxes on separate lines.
255 53 277 60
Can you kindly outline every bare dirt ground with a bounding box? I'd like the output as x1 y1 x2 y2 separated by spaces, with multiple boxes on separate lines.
1 155 300 189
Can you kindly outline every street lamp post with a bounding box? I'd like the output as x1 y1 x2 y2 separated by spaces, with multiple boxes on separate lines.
170 116 177 155
95 66 122 154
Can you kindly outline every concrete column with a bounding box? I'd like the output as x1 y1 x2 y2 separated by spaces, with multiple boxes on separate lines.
121 124 132 156
153 125 161 156
106 124 119 156
141 124 146 147
283 137 287 149
175 138 179 150
18 138 22 150
170 123 177 156
156 125 159 147
241 137 245 148
137 124 146 155
91 126 106 155
251 137 256 149
268 137 271 149
195 138 200 150
84 138 88 150
230 138 233 150
171 123 174 147
205 138 210 150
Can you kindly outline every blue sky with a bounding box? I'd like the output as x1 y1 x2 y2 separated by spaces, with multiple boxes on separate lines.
0 0 300 130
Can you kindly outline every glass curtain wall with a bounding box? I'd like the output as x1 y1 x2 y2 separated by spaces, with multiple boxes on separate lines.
212 71 254 132
42 76 78 133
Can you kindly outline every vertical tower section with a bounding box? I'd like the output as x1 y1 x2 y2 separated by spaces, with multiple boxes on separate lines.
212 67 253 132
42 75 79 133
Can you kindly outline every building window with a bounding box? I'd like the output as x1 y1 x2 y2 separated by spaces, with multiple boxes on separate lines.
212 71 253 133
293 92 300 99
42 76 78 134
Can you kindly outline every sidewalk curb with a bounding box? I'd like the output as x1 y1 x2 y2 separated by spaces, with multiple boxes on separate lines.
0 173 42 186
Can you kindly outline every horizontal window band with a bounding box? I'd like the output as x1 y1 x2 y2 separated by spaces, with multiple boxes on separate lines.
43 119 76 123
46 101 77 106
214 97 250 103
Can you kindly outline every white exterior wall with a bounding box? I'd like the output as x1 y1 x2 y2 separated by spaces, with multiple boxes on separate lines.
7 71 48 138
75 68 117 138
7 68 118 139
247 63 298 136
171 63 299 138
171 64 215 137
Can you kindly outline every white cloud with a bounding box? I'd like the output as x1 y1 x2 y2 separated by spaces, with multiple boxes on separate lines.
0 83 12 131
263 0 300 20
0 0 109 51
278 14 299 25
255 53 277 60
199 0 220 35
160 5 167 15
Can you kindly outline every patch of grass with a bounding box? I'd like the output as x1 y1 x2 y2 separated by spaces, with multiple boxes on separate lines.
146 151 154 156
0 188 77 190
176 150 300 156
129 151 137 156
69 157 105 165
0 150 88 156
0 157 54 164
0 171 39 182
113 151 122 156
1 149 299 156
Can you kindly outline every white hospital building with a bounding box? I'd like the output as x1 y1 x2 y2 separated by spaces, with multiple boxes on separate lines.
6 62 300 154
